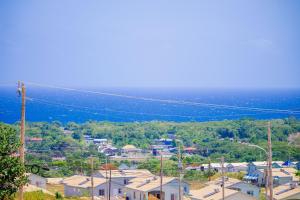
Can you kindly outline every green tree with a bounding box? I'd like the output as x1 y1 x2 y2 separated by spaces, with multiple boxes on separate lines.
0 123 27 200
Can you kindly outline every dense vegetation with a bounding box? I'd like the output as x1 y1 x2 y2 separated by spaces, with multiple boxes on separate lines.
0 123 27 200
2 117 300 178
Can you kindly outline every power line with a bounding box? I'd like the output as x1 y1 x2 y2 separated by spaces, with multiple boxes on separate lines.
25 96 290 120
24 81 300 115
26 97 198 120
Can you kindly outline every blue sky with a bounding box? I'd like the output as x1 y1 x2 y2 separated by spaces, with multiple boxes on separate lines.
1 0 300 88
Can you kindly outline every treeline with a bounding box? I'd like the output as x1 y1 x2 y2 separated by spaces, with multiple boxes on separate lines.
4 117 300 177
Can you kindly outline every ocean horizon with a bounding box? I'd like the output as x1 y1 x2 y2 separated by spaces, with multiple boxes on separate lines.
0 86 299 124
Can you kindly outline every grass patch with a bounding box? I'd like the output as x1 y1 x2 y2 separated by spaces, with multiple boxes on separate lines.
15 191 55 200
46 184 65 196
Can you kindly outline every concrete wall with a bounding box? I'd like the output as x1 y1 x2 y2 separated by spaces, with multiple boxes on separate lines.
229 182 260 199
225 192 256 200
64 182 121 198
125 180 189 200
275 176 292 186
28 174 47 189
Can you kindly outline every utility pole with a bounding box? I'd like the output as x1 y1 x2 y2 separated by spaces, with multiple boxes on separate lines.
19 82 26 200
108 168 112 200
264 168 268 200
208 157 211 181
160 154 163 200
267 122 273 200
177 141 182 200
221 156 225 200
105 156 108 200
90 157 94 200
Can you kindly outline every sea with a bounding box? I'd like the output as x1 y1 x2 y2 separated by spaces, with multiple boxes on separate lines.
0 86 300 124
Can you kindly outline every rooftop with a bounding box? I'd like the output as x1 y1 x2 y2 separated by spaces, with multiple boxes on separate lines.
272 183 300 200
63 175 107 188
97 169 153 178
125 176 176 192
207 177 241 188
189 185 239 200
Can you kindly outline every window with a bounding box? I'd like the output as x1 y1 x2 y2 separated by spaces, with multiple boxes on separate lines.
118 188 122 194
99 189 105 196
171 194 175 200
134 192 136 199
184 186 187 193
124 179 128 185
247 191 254 196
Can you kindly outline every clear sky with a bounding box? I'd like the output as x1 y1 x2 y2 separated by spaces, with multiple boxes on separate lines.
1 0 300 88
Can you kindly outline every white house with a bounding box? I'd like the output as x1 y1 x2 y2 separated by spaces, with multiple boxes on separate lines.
26 173 47 189
63 175 120 198
124 176 189 200
94 169 154 196
244 164 295 187
208 177 260 199
189 185 256 200
271 183 300 200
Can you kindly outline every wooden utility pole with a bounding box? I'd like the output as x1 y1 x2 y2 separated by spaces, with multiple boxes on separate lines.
267 122 273 200
105 156 108 200
19 82 26 200
221 157 225 200
264 168 268 200
208 157 211 181
177 142 182 200
90 157 95 200
160 154 163 200
108 168 112 200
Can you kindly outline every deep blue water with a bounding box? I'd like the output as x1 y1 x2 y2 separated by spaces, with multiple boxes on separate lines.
0 86 300 124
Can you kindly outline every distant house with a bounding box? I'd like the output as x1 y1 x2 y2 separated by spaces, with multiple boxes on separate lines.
151 145 170 156
63 130 74 135
27 137 43 142
93 138 108 145
26 173 47 189
186 162 248 173
225 163 236 172
296 161 300 170
271 183 300 200
121 145 144 158
99 146 119 156
83 135 94 145
244 164 295 187
183 147 197 154
154 138 173 146
119 163 130 170
189 185 256 200
124 176 189 200
52 156 66 161
122 145 141 153
282 160 295 168
63 175 119 198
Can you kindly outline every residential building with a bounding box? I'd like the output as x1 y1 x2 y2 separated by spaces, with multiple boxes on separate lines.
244 165 295 186
189 185 256 200
63 175 120 197
26 173 47 189
99 146 119 156
183 147 198 154
124 176 189 200
94 138 108 146
208 177 260 199
271 183 300 200
94 169 154 196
